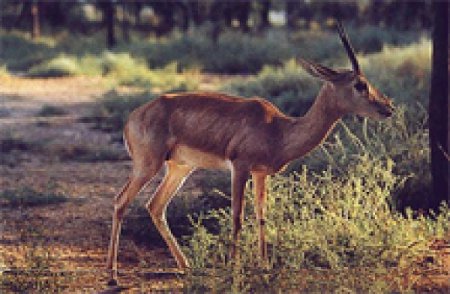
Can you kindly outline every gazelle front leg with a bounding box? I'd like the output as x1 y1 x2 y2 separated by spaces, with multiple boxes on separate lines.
230 167 250 260
252 172 268 259
147 160 193 270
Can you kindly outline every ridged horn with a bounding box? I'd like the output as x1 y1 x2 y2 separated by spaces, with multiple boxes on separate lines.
336 21 360 74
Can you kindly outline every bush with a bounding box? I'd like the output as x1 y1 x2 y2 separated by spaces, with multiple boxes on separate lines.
360 39 431 105
225 60 320 116
126 28 292 74
1 25 424 75
28 54 83 77
347 25 423 54
0 31 57 71
85 90 154 132
126 33 212 71
184 158 449 292
26 51 198 90
205 31 291 74
101 52 198 90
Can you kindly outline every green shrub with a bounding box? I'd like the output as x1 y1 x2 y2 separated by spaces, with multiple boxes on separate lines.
0 187 68 207
184 158 449 292
205 31 291 74
360 39 431 105
28 54 83 77
348 25 423 54
296 103 430 211
26 51 198 90
2 25 424 76
86 90 154 132
126 29 292 74
128 25 421 74
126 33 211 71
0 31 57 71
181 95 441 292
100 52 198 89
225 60 320 116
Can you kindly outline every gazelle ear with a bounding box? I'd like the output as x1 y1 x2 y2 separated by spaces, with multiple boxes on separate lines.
298 58 354 83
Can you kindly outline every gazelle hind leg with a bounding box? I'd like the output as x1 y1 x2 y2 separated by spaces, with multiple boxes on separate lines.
106 159 162 286
146 160 193 270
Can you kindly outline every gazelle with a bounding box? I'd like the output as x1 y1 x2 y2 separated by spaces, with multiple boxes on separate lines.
106 22 394 285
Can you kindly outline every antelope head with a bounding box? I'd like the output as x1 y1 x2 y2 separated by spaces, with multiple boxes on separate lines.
298 22 395 120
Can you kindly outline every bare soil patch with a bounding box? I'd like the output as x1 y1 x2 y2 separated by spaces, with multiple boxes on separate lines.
0 76 193 292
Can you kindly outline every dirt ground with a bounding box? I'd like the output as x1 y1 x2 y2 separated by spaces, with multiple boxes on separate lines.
0 76 210 292
0 76 449 293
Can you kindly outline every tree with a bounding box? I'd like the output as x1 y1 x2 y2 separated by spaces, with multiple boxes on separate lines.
31 0 40 39
428 1 449 210
99 1 116 48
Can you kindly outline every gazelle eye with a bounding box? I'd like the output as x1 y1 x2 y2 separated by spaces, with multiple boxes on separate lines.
354 81 368 92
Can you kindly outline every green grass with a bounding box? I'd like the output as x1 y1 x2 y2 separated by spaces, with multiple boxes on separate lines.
0 187 68 207
184 158 449 292
180 87 441 292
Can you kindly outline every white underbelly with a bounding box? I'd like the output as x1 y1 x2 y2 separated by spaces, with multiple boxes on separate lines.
171 144 232 170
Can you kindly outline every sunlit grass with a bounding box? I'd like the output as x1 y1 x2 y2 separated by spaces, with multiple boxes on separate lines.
26 52 198 91
184 157 449 293
183 98 444 292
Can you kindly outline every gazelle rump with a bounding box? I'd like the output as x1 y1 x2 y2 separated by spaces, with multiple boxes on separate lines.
106 22 394 285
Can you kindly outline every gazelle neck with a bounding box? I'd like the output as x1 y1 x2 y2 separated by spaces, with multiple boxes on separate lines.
280 83 346 164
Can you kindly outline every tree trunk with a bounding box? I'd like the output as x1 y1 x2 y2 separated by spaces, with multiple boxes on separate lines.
428 1 449 210
31 1 40 39
260 0 271 30
101 1 116 48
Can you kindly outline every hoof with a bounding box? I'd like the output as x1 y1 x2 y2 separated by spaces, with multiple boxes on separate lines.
107 279 118 287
